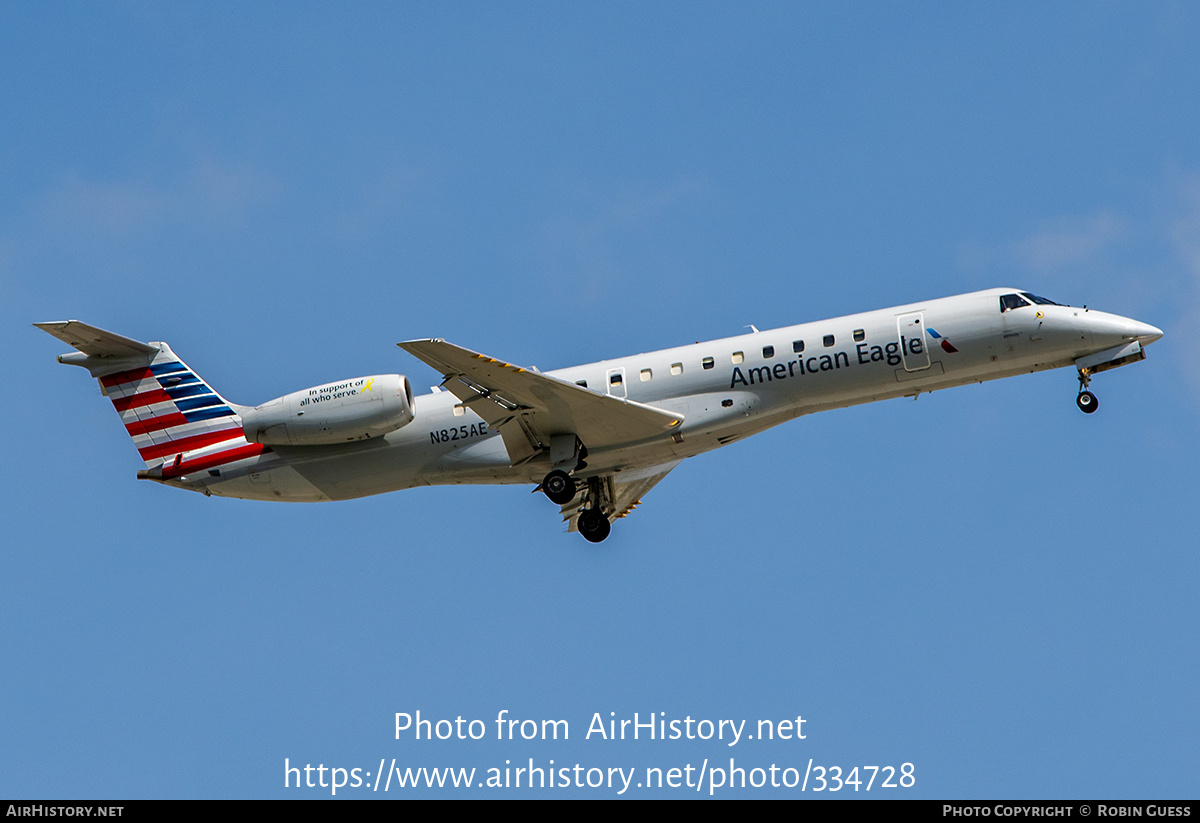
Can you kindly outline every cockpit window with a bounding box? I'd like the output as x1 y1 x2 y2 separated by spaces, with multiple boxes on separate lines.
1021 292 1061 306
1000 293 1031 312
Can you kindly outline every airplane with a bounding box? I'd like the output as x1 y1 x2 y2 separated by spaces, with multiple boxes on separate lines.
37 287 1162 543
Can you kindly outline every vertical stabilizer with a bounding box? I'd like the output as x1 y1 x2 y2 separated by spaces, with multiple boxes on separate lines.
36 321 268 479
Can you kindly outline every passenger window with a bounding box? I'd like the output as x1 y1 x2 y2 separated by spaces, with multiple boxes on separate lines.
702 357 714 370
762 345 774 358
576 380 588 388
670 363 683 375
853 329 865 342
610 372 623 386
823 334 835 347
732 351 744 364
793 340 805 353
640 369 652 382
453 405 466 417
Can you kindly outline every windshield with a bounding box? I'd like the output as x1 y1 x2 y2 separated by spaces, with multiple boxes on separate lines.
1000 293 1031 312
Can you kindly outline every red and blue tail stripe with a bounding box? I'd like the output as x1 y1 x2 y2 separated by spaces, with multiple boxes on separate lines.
98 346 269 477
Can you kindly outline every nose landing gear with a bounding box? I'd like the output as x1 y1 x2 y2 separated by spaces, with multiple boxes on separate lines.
1076 369 1099 414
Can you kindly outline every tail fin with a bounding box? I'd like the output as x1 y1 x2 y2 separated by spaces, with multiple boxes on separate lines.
36 320 267 479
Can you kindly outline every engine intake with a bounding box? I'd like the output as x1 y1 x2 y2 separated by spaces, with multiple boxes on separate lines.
242 374 415 446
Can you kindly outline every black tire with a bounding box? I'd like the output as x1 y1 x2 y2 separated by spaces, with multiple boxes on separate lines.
1077 391 1099 414
542 469 577 505
578 509 611 543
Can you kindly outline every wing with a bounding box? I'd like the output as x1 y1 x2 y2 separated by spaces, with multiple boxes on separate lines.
559 461 680 532
398 339 683 465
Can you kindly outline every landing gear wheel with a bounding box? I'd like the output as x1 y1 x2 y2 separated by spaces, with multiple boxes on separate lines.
542 470 577 505
578 509 611 543
1076 391 1098 414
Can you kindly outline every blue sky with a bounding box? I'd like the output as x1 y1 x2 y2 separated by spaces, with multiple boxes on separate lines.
3 2 1197 798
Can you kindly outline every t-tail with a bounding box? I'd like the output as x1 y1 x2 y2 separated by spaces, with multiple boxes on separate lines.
35 320 267 483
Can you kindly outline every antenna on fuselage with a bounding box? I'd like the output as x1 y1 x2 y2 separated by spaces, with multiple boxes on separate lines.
745 324 759 334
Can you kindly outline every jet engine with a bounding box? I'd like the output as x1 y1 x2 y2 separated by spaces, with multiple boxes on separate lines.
241 374 415 446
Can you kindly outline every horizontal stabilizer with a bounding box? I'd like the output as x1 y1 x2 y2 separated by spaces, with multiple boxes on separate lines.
34 320 157 358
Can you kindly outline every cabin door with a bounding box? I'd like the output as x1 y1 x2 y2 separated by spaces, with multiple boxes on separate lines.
897 312 931 372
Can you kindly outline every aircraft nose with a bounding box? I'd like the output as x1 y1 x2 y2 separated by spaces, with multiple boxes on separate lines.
1080 311 1164 348
1132 321 1163 345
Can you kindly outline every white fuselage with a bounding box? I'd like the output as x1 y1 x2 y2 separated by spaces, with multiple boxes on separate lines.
191 288 1161 503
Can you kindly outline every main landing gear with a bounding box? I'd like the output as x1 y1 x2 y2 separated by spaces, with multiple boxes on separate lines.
538 470 612 543
577 508 611 543
540 469 577 505
1076 370 1099 414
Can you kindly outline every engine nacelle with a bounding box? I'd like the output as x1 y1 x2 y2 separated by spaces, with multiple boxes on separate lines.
242 374 415 446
